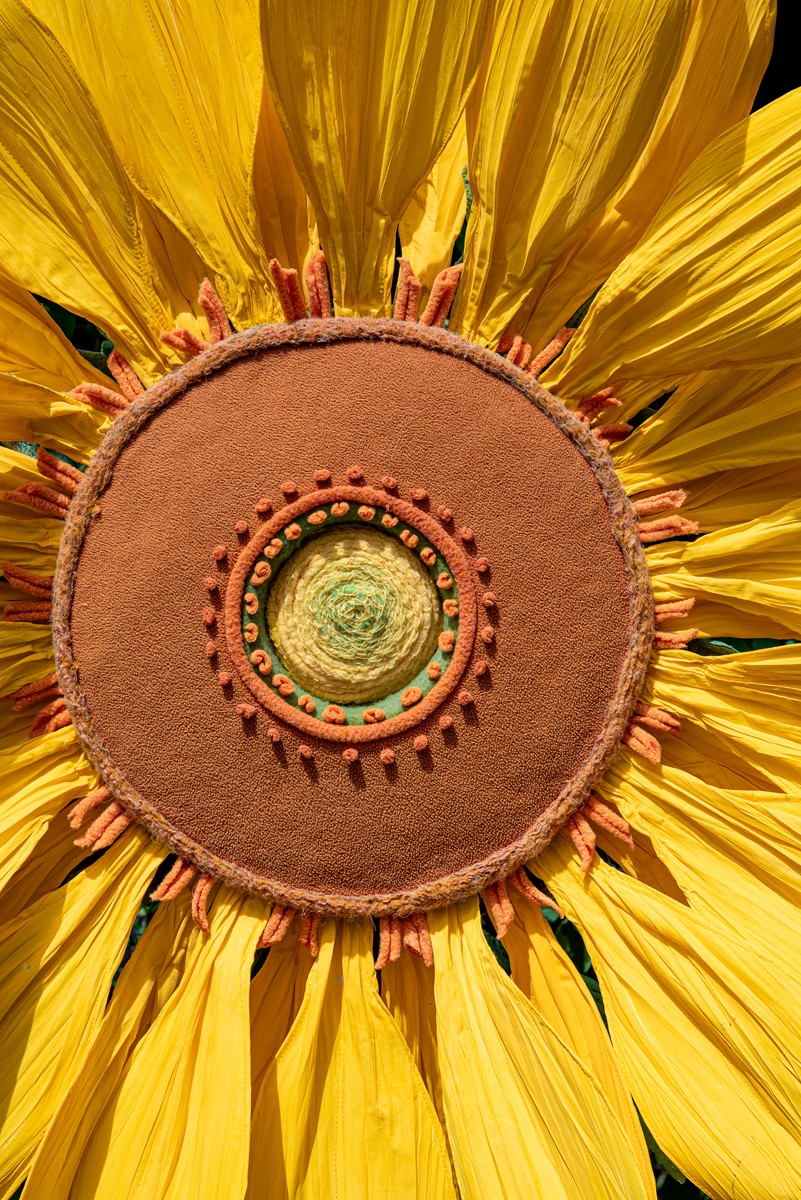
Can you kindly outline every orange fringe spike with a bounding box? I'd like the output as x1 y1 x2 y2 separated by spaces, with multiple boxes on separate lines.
639 514 699 544
375 915 404 969
304 251 333 319
2 562 53 599
402 912 434 967
483 879 516 938
4 600 52 624
582 794 634 848
574 386 621 425
623 722 662 764
29 696 71 737
528 326 576 377
508 866 564 919
654 596 696 623
269 258 308 322
393 258 422 322
68 786 111 829
107 349 144 402
633 701 681 735
0 482 70 519
36 448 82 495
420 264 462 327
498 333 533 369
564 811 596 871
258 903 296 948
74 800 133 850
69 380 128 416
161 280 232 358
150 857 198 902
632 489 688 517
299 912 320 957
191 873 215 932
595 421 633 449
3 671 60 710
654 627 698 650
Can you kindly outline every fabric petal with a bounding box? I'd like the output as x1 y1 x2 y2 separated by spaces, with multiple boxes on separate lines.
399 118 469 293
0 447 64 574
548 90 801 399
0 376 110 464
0 275 110 392
248 918 456 1200
0 617 53 698
450 0 690 347
261 0 491 316
381 941 447 1126
0 827 160 1195
252 79 316 278
428 897 655 1200
250 925 311 1100
522 0 774 349
543 841 801 1200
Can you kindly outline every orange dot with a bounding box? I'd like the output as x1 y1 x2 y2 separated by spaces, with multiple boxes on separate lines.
459 526 474 542
427 662 442 680
474 660 489 678
299 744 314 759
438 713 454 731
436 506 453 523
443 599 459 617
314 469 331 485
255 497 272 515
401 686 423 708
343 747 359 764
362 707 386 724
413 735 429 753
332 501 350 516
272 673 294 696
420 547 436 566
244 623 258 643
482 591 497 608
347 465 364 481
218 670 232 686
437 572 453 590
438 631 455 653
202 606 216 626
381 476 397 489
281 481 298 497
308 510 328 525
411 487 428 503
235 519 249 536
322 704 347 725
458 690 474 707
285 523 302 540
381 513 399 527
212 544 227 562
380 748 396 765
481 625 495 644
358 505 376 520
475 557 490 574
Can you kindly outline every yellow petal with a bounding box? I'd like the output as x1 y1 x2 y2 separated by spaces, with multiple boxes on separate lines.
522 0 774 349
0 376 110 464
0 275 109 392
543 841 801 1200
261 0 491 316
399 117 469 293
647 500 801 638
68 887 262 1200
0 621 54 698
248 918 455 1200
381 941 447 1126
428 897 655 1200
250 924 310 1099
23 893 192 1200
450 0 690 346
0 0 189 382
253 80 316 277
0 827 161 1195
549 90 801 399
645 645 801 791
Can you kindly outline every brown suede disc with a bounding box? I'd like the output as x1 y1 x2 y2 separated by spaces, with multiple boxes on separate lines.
53 319 652 915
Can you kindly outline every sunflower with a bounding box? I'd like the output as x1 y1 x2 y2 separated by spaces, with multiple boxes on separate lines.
1 0 799 1197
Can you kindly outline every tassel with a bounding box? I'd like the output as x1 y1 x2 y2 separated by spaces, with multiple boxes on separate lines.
107 349 144 402
632 489 688 517
0 482 70 518
299 912 320 957
29 696 71 737
74 800 133 849
653 627 698 650
304 251 333 318
160 280 232 358
528 326 576 377
564 812 596 871
69 380 128 416
633 701 681 735
269 258 308 322
67 785 111 828
582 795 634 848
623 722 662 764
420 264 462 327
498 333 533 369
36 448 82 494
2 562 53 599
654 596 695 623
483 879 516 938
3 600 52 624
258 903 296 948
594 421 632 449
574 386 620 424
393 258 422 322
150 857 198 901
191 873 215 932
375 915 404 969
3 671 61 710
402 912 434 967
639 514 699 544
508 866 564 919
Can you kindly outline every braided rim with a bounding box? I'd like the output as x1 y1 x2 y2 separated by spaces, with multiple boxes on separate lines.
52 317 654 917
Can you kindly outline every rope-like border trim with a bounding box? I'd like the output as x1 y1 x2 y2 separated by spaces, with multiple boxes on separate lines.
52 318 653 917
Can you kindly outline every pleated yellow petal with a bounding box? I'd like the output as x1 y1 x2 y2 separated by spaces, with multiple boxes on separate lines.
645 645 801 791
677 461 801 531
0 827 160 1195
29 0 285 327
543 841 801 1200
248 918 455 1200
0 376 109 464
0 0 186 382
399 118 468 292
250 925 311 1099
253 79 316 277
450 0 690 347
261 0 491 316
502 890 654 1188
0 621 53 698
648 500 801 638
615 361 801 493
548 90 801 399
381 945 447 1127
428 898 654 1200
67 887 262 1200
0 274 109 392
521 0 773 349
23 894 192 1200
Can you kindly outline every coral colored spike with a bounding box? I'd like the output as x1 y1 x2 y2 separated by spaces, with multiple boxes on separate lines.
36 447 82 494
304 251 333 319
420 264 462 327
633 701 681 735
2 562 53 598
402 912 434 967
393 258 422 322
376 915 404 969
68 785 111 829
508 867 564 919
107 349 144 402
565 812 596 872
498 333 533 369
582 795 634 848
4 600 53 624
198 278 232 343
574 386 620 425
623 722 662 764
74 800 132 850
29 696 71 737
299 912 320 957
69 380 128 416
638 514 699 544
594 421 633 449
270 258 307 322
654 596 696 623
3 670 60 710
483 879 516 939
632 489 688 517
0 483 69 519
653 627 698 650
258 903 296 948
160 328 208 357
150 857 198 902
528 326 576 377
191 874 215 932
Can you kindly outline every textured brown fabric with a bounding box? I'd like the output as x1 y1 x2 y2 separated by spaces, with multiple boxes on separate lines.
54 320 652 915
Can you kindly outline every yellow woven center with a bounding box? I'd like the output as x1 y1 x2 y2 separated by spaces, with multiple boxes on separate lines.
267 526 442 703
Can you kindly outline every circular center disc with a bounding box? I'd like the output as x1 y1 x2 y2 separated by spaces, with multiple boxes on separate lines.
54 319 652 915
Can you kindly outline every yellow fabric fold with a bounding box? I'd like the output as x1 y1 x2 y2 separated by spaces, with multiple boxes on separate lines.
53 887 260 1200
0 274 110 392
0 375 109 464
543 841 801 1200
450 0 690 347
548 89 801 400
0 827 161 1196
248 918 455 1200
252 79 316 278
22 894 192 1200
647 499 801 638
261 0 491 316
521 0 773 349
381 944 447 1128
250 925 311 1100
0 620 54 698
428 897 655 1200
399 118 468 293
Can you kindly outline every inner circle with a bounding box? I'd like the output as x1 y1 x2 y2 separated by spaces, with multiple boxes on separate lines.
267 526 441 703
